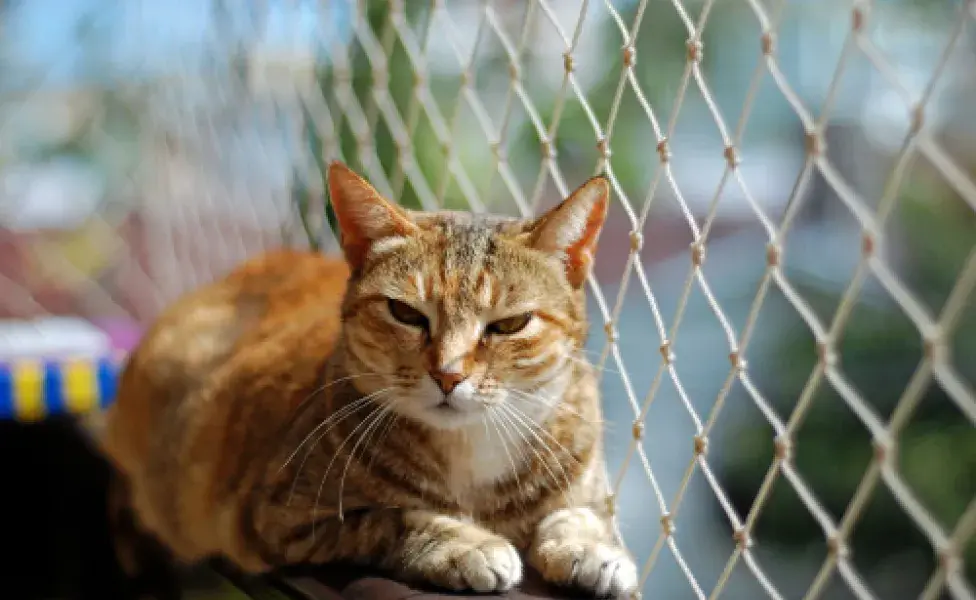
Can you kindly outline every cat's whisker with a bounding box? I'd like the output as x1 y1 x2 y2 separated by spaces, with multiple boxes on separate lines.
310 372 385 397
285 386 394 508
497 404 573 503
506 403 583 469
567 348 621 372
506 387 604 427
507 387 567 413
337 396 401 516
280 379 407 482
516 388 608 429
486 408 524 500
312 389 396 538
281 376 412 478
279 394 375 476
503 404 575 488
561 352 619 376
491 406 532 476
495 405 573 507
283 400 380 505
576 347 605 358
291 372 389 417
365 410 400 475
286 387 393 506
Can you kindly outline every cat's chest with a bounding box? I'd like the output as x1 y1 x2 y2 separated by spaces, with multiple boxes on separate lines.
445 425 526 497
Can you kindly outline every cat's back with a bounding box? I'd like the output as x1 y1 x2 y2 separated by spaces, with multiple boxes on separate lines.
100 250 349 558
105 249 348 465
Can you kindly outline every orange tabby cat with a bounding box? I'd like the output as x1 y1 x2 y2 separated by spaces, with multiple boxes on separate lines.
99 162 638 598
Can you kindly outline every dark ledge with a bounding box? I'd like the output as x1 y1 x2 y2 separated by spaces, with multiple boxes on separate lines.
216 561 588 600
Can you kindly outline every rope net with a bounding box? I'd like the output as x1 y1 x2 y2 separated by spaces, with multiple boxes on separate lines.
1 0 974 598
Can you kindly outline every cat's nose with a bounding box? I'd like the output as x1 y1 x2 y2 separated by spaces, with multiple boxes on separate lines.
429 369 467 394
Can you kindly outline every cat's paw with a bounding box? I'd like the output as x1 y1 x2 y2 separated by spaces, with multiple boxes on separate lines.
404 534 523 593
533 539 638 598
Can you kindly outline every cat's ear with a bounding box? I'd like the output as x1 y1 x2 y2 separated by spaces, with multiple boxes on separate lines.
529 176 609 288
327 161 418 270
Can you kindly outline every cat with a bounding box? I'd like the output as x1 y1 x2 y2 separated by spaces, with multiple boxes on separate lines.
98 161 639 598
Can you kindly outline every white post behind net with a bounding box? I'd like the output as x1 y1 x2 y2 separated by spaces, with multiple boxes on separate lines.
0 1 974 599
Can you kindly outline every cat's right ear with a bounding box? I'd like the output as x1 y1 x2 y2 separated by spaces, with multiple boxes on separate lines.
327 161 418 270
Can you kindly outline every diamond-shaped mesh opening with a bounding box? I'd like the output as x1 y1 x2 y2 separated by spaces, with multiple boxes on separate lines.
749 471 837 596
2 1 974 598
887 158 976 316
851 478 955 597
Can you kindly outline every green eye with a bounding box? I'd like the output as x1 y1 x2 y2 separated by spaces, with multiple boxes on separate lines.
388 299 429 329
486 313 533 335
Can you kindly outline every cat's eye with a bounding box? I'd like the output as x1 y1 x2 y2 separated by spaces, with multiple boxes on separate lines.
486 313 533 336
387 299 429 329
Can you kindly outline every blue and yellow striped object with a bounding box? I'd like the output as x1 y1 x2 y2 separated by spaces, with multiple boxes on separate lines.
0 356 123 422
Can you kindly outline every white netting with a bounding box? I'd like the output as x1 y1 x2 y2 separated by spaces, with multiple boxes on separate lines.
1 0 974 598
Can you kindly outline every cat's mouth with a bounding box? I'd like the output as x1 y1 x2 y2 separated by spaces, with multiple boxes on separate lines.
433 399 459 412
417 391 487 429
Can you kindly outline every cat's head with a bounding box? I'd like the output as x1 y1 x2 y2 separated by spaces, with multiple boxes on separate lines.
327 162 608 430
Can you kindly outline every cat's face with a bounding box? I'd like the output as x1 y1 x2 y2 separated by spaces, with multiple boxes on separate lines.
328 164 608 430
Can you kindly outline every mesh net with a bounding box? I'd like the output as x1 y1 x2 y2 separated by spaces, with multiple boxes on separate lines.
1 0 974 598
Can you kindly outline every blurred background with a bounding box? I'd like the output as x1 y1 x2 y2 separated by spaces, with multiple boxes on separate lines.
0 0 973 599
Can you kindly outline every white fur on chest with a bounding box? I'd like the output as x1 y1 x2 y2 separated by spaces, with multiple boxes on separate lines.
446 372 573 498
449 422 524 490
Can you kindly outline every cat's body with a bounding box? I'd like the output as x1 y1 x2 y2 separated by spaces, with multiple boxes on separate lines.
100 163 638 598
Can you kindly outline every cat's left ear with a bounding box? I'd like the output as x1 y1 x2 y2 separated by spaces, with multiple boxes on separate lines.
327 161 418 271
529 176 610 288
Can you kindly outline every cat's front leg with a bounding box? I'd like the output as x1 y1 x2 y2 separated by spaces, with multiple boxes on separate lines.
528 507 638 599
288 508 523 593
390 511 523 592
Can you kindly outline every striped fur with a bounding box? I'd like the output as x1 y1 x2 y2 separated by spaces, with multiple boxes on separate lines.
99 163 638 598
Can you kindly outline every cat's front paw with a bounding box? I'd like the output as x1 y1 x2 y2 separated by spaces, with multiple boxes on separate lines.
402 534 523 593
532 539 638 598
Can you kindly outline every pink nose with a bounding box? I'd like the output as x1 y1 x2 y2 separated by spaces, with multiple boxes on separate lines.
429 370 466 394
